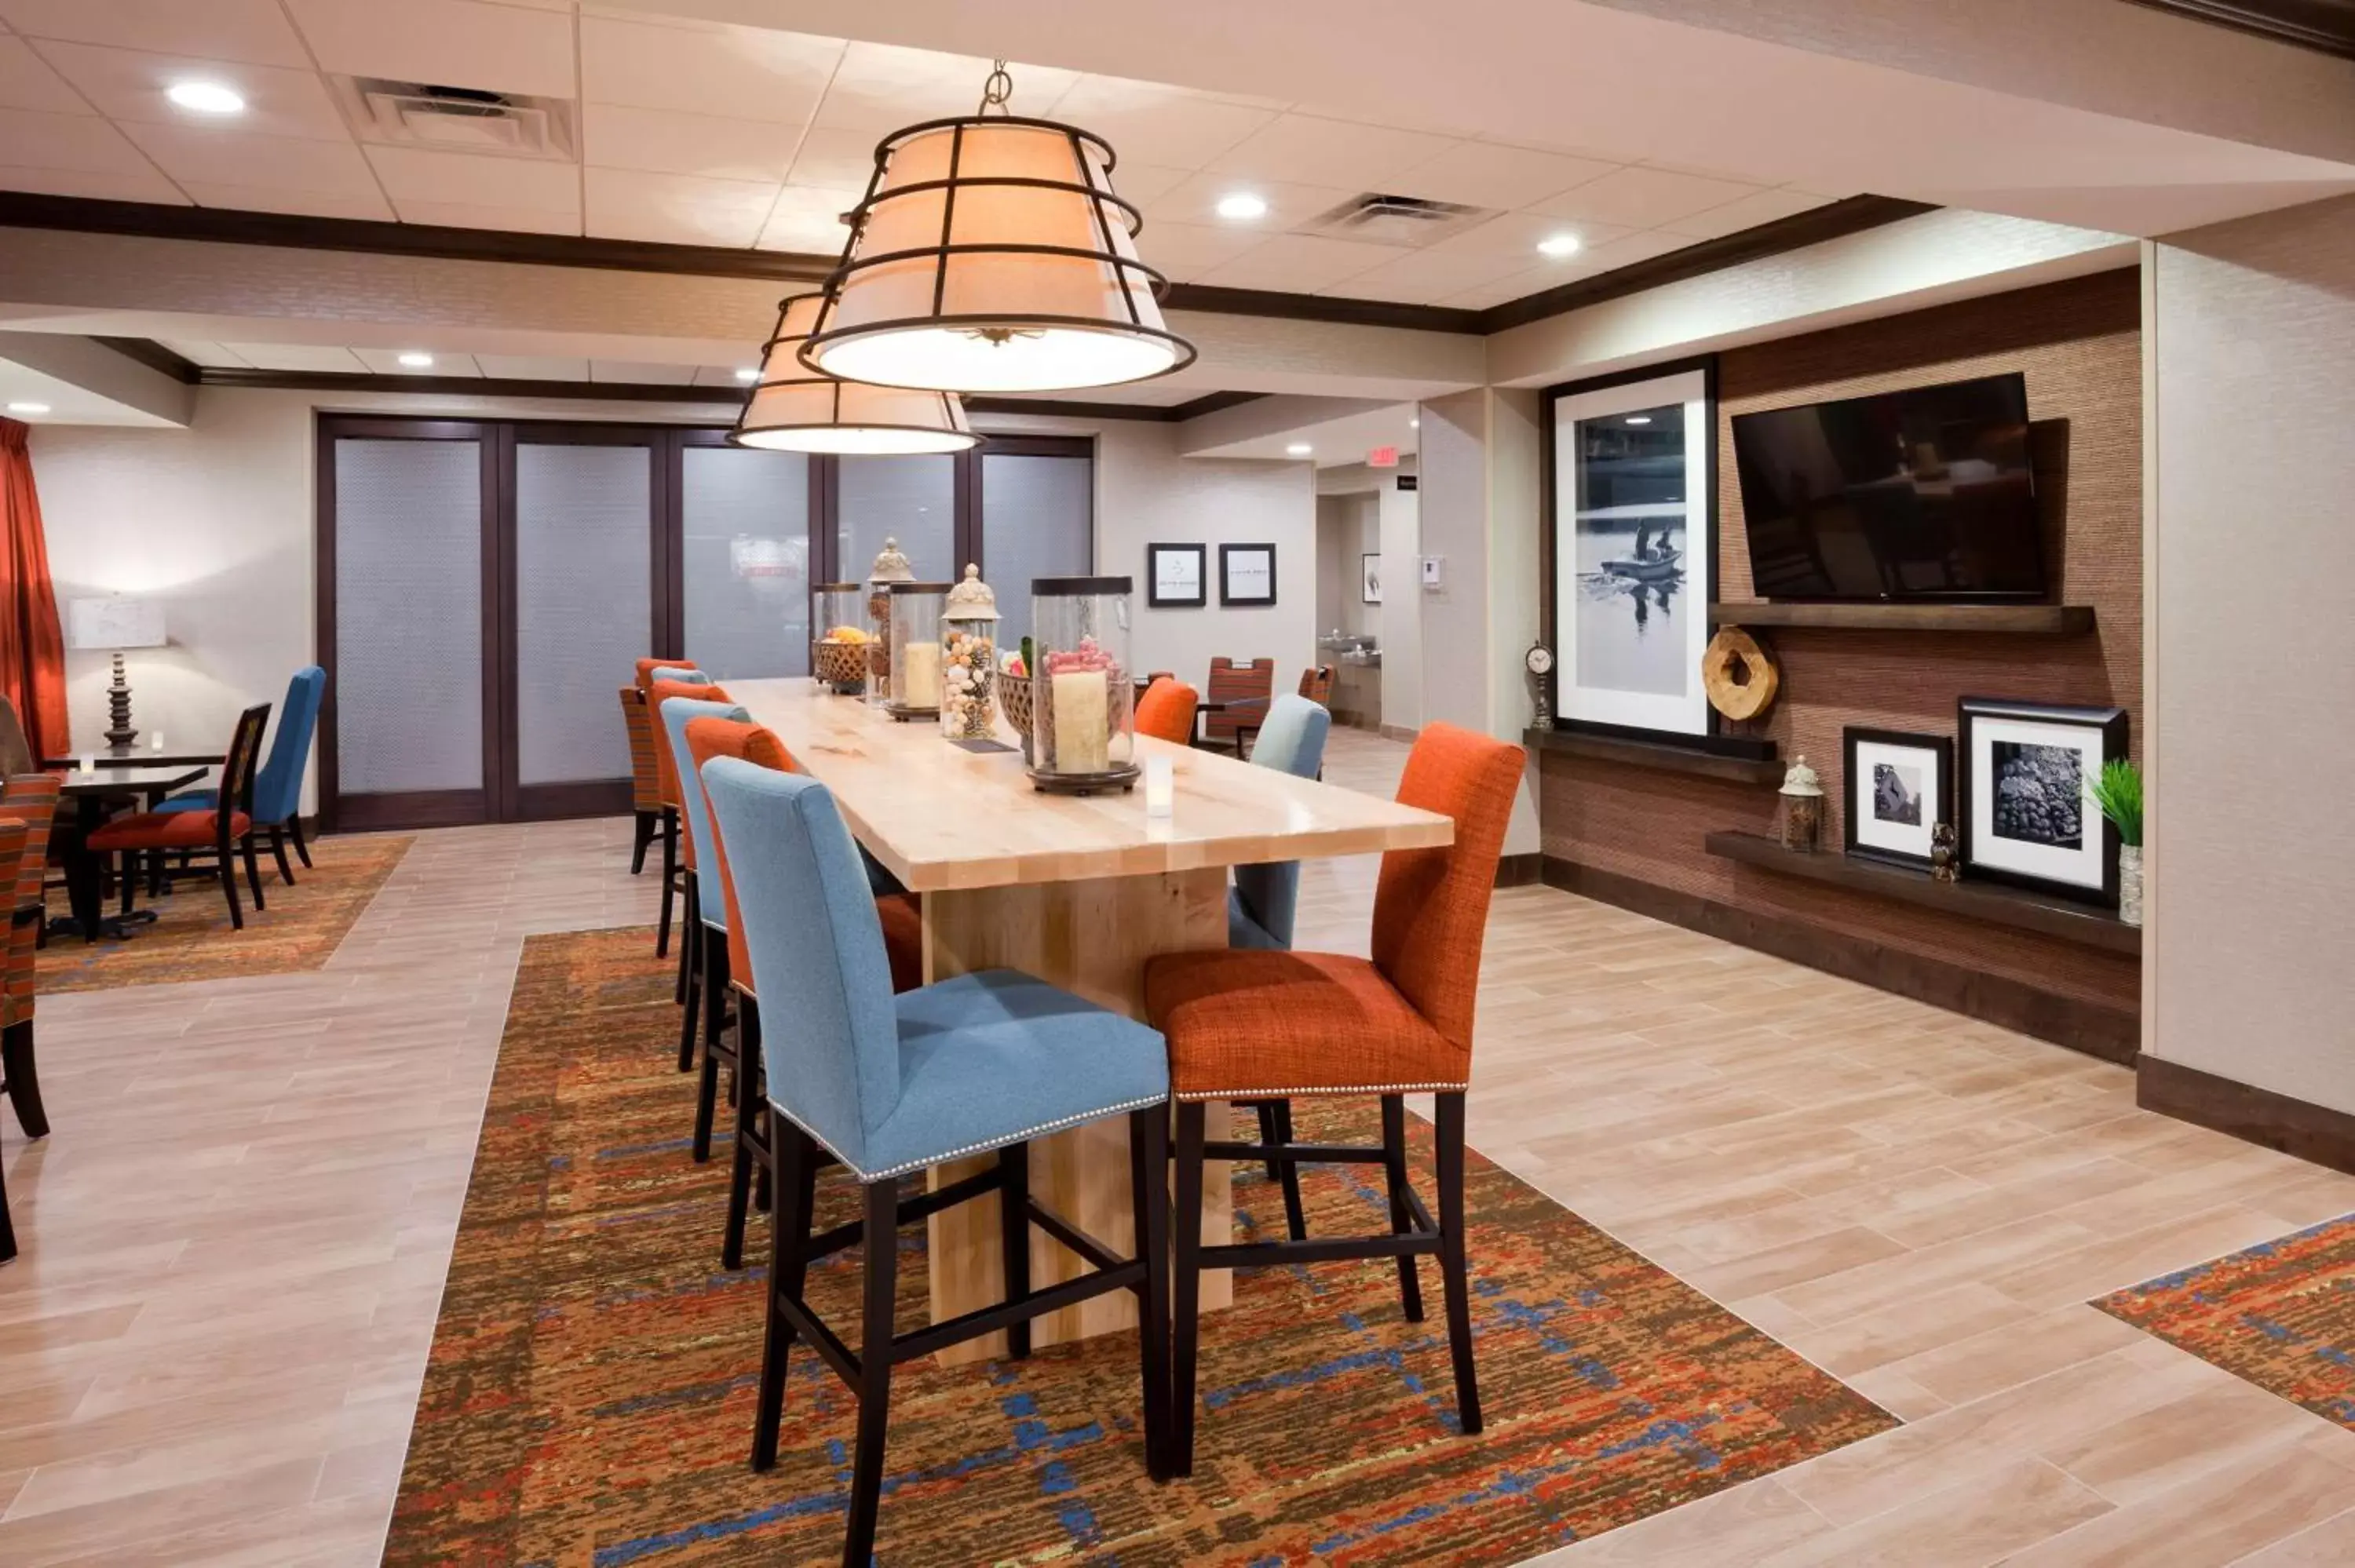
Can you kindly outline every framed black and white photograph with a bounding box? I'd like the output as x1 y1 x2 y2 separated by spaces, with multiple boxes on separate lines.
1544 361 1714 738
1959 697 2129 906
1219 542 1277 607
1843 727 1954 870
1145 542 1205 608
1361 552 1382 605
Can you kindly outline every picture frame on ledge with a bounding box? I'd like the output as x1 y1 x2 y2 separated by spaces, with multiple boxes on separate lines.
1145 542 1206 608
1361 552 1382 605
1958 697 2129 906
1843 727 1954 871
1219 542 1277 607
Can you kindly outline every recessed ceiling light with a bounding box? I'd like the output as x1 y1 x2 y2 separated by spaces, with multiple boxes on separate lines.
1409 417 1419 428
1537 232 1582 258
6 402 51 415
1625 414 1652 425
1215 191 1269 221
1286 443 1313 457
396 352 434 368
734 367 760 382
167 81 245 115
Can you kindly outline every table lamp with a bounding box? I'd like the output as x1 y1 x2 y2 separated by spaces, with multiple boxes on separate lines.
67 596 166 748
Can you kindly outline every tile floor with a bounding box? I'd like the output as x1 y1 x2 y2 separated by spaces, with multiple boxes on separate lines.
0 727 2349 1565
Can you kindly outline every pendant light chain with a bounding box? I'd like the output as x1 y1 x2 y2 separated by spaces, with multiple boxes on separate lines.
977 59 1014 116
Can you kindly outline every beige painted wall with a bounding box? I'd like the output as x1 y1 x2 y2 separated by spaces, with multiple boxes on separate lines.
2147 193 2355 1114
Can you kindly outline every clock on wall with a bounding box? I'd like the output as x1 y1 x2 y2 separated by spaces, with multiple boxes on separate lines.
1525 642 1554 727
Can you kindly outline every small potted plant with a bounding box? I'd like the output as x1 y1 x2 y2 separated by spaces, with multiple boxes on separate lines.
2087 760 2143 925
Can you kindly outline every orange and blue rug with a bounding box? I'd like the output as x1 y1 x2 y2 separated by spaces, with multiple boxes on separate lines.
2097 1211 2355 1433
384 926 1896 1566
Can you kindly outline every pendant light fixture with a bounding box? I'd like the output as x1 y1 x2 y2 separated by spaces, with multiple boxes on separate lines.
800 60 1196 395
729 291 977 454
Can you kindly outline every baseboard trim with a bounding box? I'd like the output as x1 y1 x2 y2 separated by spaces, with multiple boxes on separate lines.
1540 856 2138 1064
2137 1056 2355 1177
1495 852 1543 888
1379 723 1420 743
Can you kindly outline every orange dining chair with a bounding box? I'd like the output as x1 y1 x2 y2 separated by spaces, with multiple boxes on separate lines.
644 670 714 968
1298 665 1335 705
1201 656 1273 755
0 772 61 1266
683 714 924 1270
1142 721 1524 1471
1135 676 1199 747
620 686 663 875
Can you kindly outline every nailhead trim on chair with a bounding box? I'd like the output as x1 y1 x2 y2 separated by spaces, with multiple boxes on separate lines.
766 1092 1172 1183
1175 1081 1470 1103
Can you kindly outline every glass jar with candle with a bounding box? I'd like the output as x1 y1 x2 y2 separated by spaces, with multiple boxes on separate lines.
1026 575 1137 793
938 564 999 740
864 536 915 709
885 582 950 722
812 582 869 696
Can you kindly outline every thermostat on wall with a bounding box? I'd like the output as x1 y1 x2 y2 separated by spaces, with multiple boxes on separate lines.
1420 556 1444 589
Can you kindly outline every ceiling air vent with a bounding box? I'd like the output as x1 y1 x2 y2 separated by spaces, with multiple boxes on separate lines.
334 78 577 161
1298 192 1492 248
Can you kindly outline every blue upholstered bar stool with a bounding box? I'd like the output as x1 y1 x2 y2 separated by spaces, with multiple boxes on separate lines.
659 691 746 1119
701 758 1175 1567
1225 693 1331 1240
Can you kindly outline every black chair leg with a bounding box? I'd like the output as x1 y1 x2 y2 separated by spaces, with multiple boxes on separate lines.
676 881 701 1074
0 1142 14 1264
1434 1092 1482 1435
1170 1100 1207 1477
999 1142 1031 1361
268 826 296 886
692 936 726 1162
217 846 243 931
115 851 133 918
1382 1095 1425 1322
722 996 762 1271
656 809 677 961
1128 1105 1175 1481
1266 1099 1307 1241
242 836 266 911
288 814 312 869
629 810 655 875
750 1121 814 1471
842 1179 900 1568
2 1019 46 1139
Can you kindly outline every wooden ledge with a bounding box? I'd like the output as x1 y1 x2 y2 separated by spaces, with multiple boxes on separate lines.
1708 603 2097 634
1526 728 1783 786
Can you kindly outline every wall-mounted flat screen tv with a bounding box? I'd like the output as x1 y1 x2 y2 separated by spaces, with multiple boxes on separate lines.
1732 372 2046 600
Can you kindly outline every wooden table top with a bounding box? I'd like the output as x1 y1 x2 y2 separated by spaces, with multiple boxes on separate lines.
728 677 1451 892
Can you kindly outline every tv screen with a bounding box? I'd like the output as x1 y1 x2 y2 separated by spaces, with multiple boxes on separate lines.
1732 372 2046 600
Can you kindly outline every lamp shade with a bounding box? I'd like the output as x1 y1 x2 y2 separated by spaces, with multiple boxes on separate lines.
67 596 165 651
802 116 1195 394
730 293 978 455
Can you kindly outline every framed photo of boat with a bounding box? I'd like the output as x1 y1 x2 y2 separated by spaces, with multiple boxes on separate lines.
1543 360 1716 738
1843 727 1953 870
1957 698 2128 906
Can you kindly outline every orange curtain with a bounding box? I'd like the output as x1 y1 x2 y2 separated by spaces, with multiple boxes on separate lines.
0 421 68 760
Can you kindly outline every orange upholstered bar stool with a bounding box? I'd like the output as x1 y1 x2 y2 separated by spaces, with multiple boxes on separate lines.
1134 676 1199 746
648 674 722 1037
636 659 703 951
685 715 924 1268
1143 721 1524 1471
619 686 663 875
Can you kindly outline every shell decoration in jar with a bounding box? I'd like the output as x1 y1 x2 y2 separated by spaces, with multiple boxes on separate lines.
939 563 1000 740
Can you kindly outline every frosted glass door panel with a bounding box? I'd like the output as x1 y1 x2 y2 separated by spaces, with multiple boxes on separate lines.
515 443 652 786
838 456 954 583
682 446 809 680
334 438 483 795
980 453 1092 639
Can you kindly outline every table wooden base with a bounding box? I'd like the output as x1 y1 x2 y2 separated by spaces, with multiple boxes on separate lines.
920 866 1232 1365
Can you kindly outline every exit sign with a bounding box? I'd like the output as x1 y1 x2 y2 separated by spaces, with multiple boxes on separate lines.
1367 445 1399 469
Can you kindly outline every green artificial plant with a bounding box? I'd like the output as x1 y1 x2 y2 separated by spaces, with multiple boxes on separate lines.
2086 758 2142 848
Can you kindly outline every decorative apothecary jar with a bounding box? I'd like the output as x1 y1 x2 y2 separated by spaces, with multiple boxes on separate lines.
864 537 915 709
938 564 999 739
1779 754 1824 852
812 582 869 695
884 581 950 721
1024 575 1137 793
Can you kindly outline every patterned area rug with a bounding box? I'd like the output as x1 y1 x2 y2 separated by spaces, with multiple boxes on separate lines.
2096 1212 2355 1431
385 927 1895 1566
37 833 409 993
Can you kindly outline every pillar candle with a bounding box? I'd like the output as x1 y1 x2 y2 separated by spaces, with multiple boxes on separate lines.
1144 754 1174 818
1051 668 1109 773
900 641 940 709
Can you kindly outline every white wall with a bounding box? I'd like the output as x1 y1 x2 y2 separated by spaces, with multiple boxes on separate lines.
1375 476 1422 733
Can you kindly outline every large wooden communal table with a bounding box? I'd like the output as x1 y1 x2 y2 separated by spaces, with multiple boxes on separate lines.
729 677 1451 1364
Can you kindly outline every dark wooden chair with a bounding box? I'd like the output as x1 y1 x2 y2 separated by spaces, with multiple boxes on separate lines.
1200 657 1273 756
0 777 58 1265
89 704 270 930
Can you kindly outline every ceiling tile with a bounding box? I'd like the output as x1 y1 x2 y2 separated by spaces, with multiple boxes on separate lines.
1659 185 1837 240
581 15 838 125
283 0 575 98
121 122 377 192
1141 171 1355 232
692 364 758 386
1205 113 1458 193
0 162 187 202
0 0 310 67
1387 140 1619 211
1040 75 1276 167
784 126 877 191
1101 161 1188 209
1575 228 1700 270
812 43 1077 136
1132 219 1265 282
583 103 798 183
0 35 82 113
1532 165 1767 228
1423 209 1634 261
157 340 252 368
350 347 480 375
1317 237 1552 304
223 342 369 372
391 198 579 234
176 182 394 219
1190 232 1397 294
1433 266 1561 309
33 42 350 138
584 165 776 246
590 360 697 385
366 144 580 211
476 355 590 379
0 106 155 173
754 183 857 254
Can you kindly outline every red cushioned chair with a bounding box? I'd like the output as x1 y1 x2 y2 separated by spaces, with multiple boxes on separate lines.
89 704 271 932
684 714 923 1271
1134 676 1199 747
0 773 60 1265
620 686 663 876
648 674 720 982
1142 721 1524 1471
1200 656 1273 755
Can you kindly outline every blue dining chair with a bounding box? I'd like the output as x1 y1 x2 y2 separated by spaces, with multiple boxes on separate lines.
156 665 325 884
701 757 1174 1565
660 691 748 1106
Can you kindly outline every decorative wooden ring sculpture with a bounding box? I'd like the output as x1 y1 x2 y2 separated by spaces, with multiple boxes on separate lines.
1703 625 1780 721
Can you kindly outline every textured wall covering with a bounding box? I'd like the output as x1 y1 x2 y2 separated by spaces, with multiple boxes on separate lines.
1540 268 2144 1019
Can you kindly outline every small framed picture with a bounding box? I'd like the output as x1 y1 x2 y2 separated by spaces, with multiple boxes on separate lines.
1219 542 1277 607
1146 542 1206 608
1360 552 1382 604
1843 727 1953 870
1959 697 2130 906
